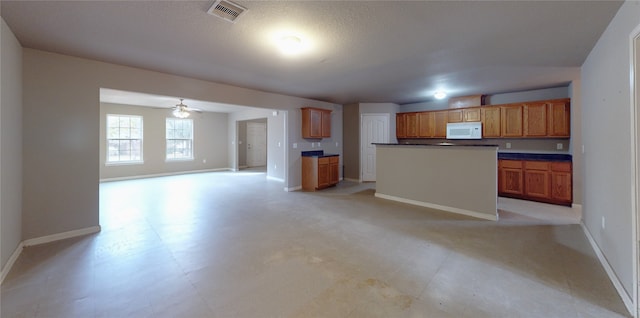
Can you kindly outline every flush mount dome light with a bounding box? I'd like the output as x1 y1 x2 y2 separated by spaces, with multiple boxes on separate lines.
434 91 447 100
278 35 303 55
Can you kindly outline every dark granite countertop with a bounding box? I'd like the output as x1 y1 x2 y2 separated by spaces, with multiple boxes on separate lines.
373 143 499 147
301 150 339 157
498 152 572 162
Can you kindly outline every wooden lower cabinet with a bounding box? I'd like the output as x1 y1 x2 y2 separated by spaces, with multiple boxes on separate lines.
302 155 339 191
498 159 572 206
498 160 524 195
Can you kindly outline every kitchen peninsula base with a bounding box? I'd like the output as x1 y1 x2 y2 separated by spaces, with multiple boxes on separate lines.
374 144 498 221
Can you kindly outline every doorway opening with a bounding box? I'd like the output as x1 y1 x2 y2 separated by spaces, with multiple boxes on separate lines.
237 118 267 172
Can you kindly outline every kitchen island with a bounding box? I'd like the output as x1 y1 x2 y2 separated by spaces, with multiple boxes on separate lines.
374 143 498 220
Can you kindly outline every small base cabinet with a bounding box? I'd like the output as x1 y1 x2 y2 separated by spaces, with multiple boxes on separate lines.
498 159 572 206
302 155 339 191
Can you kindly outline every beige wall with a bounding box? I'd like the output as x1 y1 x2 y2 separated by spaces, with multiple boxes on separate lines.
581 0 640 299
99 103 229 180
1 19 23 270
343 103 360 180
22 48 339 239
375 145 498 220
342 103 399 182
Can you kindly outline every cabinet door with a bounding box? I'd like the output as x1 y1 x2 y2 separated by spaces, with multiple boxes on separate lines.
406 113 418 138
499 160 523 195
524 161 551 199
321 110 331 138
329 157 339 185
501 104 523 137
418 112 435 138
396 114 406 139
523 103 547 137
547 101 571 137
318 157 330 188
463 108 481 122
481 107 501 138
448 109 463 123
551 162 572 202
434 111 448 138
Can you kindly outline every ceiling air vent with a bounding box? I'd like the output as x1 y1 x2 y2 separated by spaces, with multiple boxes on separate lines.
207 0 247 23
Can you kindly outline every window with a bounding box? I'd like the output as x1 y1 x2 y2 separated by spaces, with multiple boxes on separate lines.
106 114 143 164
166 118 194 160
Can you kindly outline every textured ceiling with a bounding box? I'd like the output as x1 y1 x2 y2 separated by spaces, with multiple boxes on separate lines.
1 1 623 106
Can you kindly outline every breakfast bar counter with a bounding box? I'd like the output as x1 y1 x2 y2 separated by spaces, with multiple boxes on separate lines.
374 143 498 220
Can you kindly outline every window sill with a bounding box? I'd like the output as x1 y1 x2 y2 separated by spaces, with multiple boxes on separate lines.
165 158 194 162
105 161 144 166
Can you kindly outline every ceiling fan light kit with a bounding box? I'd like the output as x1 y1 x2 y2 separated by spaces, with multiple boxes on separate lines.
172 98 192 118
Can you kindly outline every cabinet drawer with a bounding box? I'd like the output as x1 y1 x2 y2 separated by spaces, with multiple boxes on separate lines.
329 156 339 163
318 157 330 165
525 161 550 170
551 162 571 172
499 160 522 169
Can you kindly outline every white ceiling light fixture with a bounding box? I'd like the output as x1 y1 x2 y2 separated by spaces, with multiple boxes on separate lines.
434 91 447 100
278 34 304 55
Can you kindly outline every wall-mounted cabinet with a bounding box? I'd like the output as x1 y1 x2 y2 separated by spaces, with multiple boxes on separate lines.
302 107 331 139
395 98 570 140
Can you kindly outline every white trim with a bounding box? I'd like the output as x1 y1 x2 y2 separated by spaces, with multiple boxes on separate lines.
23 226 101 247
631 23 640 318
0 242 24 285
1 225 101 285
99 168 232 182
343 177 362 183
374 192 498 221
360 113 390 182
285 185 302 192
581 222 634 315
239 165 249 169
267 176 284 182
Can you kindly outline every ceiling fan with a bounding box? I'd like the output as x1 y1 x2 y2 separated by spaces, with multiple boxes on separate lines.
171 98 201 118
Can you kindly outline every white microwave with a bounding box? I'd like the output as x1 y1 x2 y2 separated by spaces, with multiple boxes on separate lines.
446 122 482 139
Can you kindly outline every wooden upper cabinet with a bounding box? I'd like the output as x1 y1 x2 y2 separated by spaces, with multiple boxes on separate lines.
448 109 463 123
523 102 547 137
547 100 571 137
405 113 419 138
302 107 331 139
434 111 448 138
463 108 482 122
396 113 406 138
418 112 435 137
481 107 501 138
501 104 523 137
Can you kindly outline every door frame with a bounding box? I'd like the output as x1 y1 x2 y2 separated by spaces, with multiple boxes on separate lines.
246 121 267 167
360 113 390 182
631 23 640 318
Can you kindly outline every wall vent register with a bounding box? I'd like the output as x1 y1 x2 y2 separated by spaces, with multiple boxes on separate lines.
207 0 247 23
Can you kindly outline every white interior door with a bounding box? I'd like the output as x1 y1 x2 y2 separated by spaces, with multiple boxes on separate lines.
361 114 389 181
247 122 267 167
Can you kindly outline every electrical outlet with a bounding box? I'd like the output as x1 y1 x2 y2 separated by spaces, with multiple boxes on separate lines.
318 142 322 147
278 142 281 147
311 143 315 148
506 142 511 149
557 143 563 150
293 143 297 149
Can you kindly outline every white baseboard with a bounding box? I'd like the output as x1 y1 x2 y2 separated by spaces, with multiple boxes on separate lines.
580 222 634 316
1 242 24 285
23 226 101 247
374 193 498 221
267 176 285 182
100 168 232 182
285 185 302 192
343 178 361 183
239 165 248 169
1 225 101 286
